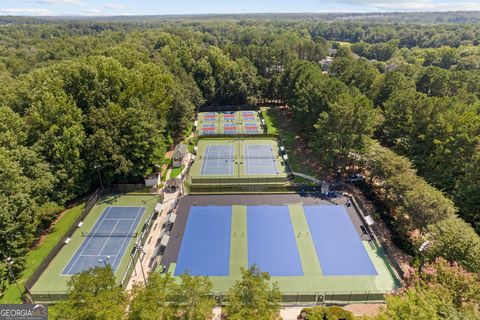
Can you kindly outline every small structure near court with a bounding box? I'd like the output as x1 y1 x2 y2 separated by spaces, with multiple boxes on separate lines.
144 172 161 187
172 143 188 168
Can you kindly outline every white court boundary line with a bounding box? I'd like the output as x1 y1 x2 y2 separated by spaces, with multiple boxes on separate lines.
61 206 146 276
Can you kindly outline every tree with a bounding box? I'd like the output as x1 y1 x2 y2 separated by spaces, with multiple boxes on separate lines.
172 274 215 320
128 273 177 320
375 287 461 320
311 93 381 174
369 259 480 320
373 72 415 107
129 273 214 320
299 306 354 320
53 266 126 320
223 265 281 320
398 182 456 232
426 217 480 273
414 258 480 308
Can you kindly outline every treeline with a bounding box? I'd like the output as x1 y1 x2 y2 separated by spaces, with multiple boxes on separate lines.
278 41 480 276
320 48 480 236
0 21 330 295
51 259 480 319
1 15 480 300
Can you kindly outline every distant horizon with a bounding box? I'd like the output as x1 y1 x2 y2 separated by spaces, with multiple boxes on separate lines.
2 0 480 17
2 10 480 18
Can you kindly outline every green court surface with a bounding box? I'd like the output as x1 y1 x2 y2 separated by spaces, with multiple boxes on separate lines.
169 205 398 297
29 194 158 301
189 137 289 186
197 111 263 135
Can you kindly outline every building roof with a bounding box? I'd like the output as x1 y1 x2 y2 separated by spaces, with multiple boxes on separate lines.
173 143 188 158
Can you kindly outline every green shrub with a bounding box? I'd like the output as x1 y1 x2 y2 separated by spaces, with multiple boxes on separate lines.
299 306 354 320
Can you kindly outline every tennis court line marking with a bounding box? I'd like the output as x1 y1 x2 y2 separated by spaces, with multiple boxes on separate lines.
61 206 146 276
62 206 113 275
109 207 144 267
103 218 136 221
97 220 120 256
243 144 277 175
78 254 117 257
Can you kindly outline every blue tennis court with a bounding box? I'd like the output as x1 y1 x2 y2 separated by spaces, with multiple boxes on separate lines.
304 206 377 276
201 145 235 175
247 206 303 276
62 206 145 275
175 206 232 276
244 144 278 175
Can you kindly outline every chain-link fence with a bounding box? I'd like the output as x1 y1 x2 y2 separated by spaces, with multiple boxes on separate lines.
212 290 390 306
24 188 103 303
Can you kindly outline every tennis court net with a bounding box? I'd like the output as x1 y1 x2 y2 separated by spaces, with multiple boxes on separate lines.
81 232 138 237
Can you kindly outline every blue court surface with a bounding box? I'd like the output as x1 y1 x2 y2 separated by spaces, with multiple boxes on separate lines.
62 206 145 275
304 206 377 276
175 206 232 276
247 206 303 276
201 145 235 175
244 144 278 175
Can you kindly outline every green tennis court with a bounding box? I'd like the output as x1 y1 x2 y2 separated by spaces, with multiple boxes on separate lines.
189 137 289 186
29 194 158 302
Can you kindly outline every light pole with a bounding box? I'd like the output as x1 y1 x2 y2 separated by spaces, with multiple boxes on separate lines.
98 256 111 267
135 245 147 284
418 240 431 273
94 164 103 189
4 257 22 296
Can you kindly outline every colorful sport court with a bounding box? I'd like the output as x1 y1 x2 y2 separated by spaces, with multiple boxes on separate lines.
198 111 262 135
168 204 396 293
30 194 158 299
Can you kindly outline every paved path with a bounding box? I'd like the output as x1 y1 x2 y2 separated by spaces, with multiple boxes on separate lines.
126 153 192 290
292 172 321 184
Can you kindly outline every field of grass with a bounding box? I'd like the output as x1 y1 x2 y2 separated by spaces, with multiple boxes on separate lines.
261 109 277 135
0 202 85 304
171 165 185 179
261 107 319 178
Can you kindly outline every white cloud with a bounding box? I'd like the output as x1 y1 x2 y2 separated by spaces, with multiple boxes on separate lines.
103 3 127 10
23 0 85 5
81 8 102 15
327 0 480 11
0 8 54 15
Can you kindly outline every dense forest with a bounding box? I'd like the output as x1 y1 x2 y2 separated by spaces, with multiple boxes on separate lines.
0 13 479 316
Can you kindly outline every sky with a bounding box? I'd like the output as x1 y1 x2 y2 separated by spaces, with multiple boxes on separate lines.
1 0 480 16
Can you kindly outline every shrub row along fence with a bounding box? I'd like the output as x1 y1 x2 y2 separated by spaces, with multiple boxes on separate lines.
212 290 390 306
23 188 103 303
29 289 391 305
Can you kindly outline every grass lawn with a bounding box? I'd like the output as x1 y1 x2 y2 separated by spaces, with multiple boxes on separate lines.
261 109 277 135
0 202 85 304
171 165 185 179
261 107 319 178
